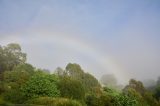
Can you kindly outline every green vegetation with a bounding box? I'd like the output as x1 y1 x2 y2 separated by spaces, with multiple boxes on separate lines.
27 97 82 106
0 43 160 106
21 71 60 99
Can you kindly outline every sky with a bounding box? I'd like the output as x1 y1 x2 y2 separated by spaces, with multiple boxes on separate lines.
0 0 160 84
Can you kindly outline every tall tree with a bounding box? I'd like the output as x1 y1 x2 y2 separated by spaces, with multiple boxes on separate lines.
154 85 160 100
0 43 26 73
65 63 84 79
65 63 101 93
58 76 85 101
123 79 146 95
54 67 66 77
100 74 117 88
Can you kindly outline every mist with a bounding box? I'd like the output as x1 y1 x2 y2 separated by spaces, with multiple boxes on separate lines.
0 0 160 84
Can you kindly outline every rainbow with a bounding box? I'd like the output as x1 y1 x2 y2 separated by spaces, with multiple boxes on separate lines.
1 30 129 84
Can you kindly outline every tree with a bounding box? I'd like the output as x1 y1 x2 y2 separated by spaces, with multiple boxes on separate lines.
153 77 160 101
102 87 138 106
2 64 35 103
0 46 5 73
58 76 85 101
65 63 84 79
123 79 160 106
3 88 26 104
21 71 60 99
143 91 159 106
154 85 160 100
54 67 66 77
2 63 34 89
123 79 146 95
3 69 30 90
0 43 26 74
114 93 138 106
85 94 100 106
100 74 118 88
0 43 27 95
82 73 101 94
65 63 101 94
13 63 35 75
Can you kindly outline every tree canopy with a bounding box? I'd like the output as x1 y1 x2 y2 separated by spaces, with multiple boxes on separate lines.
0 43 26 74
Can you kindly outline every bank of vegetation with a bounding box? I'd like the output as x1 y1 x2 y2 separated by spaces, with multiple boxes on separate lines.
0 43 160 106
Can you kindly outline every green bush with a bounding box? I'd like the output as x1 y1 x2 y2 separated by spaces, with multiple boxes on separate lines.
102 87 138 106
85 93 113 106
0 97 10 106
58 77 85 101
3 89 26 104
21 72 60 99
85 94 100 106
27 97 82 106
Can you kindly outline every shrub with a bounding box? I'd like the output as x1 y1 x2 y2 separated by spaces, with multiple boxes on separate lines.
21 72 60 99
0 97 9 106
3 89 26 104
85 94 100 106
27 97 82 106
58 77 85 100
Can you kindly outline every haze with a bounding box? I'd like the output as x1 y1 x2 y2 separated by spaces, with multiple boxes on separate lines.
0 0 160 84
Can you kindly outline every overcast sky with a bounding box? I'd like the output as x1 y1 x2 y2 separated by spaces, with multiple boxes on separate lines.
0 0 160 84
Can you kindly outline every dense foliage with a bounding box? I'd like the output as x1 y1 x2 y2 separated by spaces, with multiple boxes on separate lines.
0 43 160 106
58 76 85 101
21 71 60 99
28 97 82 106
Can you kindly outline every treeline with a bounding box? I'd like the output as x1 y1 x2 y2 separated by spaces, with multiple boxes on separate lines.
0 43 160 106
